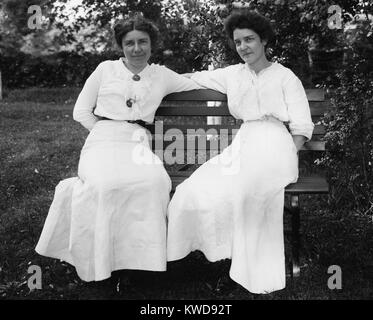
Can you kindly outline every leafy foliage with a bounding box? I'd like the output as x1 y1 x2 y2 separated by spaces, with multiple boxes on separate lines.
318 18 373 212
0 0 56 55
0 0 365 83
0 51 120 88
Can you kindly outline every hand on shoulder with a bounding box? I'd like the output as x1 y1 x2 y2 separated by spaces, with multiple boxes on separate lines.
182 73 194 78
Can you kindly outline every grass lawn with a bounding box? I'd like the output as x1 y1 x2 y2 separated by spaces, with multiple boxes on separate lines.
0 87 372 300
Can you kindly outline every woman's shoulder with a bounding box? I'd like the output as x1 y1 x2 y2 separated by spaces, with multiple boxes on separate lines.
200 63 244 76
87 59 120 76
218 64 245 76
96 59 120 69
229 63 246 69
218 63 245 73
149 63 179 74
148 64 192 80
272 62 299 80
272 63 306 92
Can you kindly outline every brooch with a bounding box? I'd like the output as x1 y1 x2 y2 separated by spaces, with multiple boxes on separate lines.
126 98 134 108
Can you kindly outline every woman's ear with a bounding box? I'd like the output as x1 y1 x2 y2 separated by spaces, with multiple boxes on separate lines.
262 39 268 47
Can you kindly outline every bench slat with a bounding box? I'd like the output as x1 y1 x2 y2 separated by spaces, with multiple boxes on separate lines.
146 124 326 135
151 139 325 151
156 101 329 117
286 176 329 194
302 141 325 151
170 175 329 194
304 89 325 101
164 89 325 102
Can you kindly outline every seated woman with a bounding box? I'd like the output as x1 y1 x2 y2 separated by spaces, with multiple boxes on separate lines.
35 15 200 283
167 10 314 294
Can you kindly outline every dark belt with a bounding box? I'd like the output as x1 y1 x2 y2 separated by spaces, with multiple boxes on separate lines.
98 117 148 129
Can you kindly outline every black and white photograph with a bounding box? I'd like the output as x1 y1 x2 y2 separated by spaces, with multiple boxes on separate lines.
0 0 372 307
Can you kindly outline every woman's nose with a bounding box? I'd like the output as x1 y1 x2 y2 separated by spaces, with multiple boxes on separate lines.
134 42 141 52
240 41 249 51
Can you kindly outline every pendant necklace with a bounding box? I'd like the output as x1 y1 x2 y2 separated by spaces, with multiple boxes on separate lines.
132 74 141 81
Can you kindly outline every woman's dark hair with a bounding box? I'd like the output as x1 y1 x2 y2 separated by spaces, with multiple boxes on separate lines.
224 10 275 47
114 14 160 50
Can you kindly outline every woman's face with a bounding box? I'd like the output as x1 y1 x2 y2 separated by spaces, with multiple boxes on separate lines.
233 28 267 66
121 29 151 68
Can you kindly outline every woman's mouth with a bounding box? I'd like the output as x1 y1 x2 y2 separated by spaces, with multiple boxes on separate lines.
242 52 252 57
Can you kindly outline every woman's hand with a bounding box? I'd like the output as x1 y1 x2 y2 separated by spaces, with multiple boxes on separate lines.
292 135 307 151
182 73 194 78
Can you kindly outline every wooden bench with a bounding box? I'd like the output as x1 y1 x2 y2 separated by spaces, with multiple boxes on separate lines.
146 88 329 277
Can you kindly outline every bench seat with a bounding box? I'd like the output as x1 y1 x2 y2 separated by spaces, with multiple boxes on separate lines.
169 174 329 194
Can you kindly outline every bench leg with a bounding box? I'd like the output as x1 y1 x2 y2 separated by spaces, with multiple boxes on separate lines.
290 195 301 277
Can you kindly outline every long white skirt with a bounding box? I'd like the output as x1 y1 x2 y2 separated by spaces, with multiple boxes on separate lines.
167 117 299 294
36 120 171 282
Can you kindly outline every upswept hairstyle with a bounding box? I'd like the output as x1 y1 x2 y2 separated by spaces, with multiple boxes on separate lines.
224 10 275 47
113 14 160 50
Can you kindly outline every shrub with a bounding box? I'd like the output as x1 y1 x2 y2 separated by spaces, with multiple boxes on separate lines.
319 27 373 212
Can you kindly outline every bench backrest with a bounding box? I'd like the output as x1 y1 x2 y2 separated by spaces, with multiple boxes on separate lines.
146 89 328 163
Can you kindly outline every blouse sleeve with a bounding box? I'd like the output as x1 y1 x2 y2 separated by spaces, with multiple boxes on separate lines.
163 67 202 95
190 67 228 94
283 72 314 140
73 62 104 131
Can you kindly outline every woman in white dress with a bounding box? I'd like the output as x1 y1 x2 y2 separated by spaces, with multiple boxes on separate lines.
167 10 314 294
35 15 199 283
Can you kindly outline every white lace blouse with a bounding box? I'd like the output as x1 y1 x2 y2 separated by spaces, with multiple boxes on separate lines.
73 58 200 130
191 62 314 140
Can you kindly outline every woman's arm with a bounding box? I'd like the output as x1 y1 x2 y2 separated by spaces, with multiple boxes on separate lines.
167 66 229 94
283 72 314 150
292 135 307 151
190 68 228 94
163 67 201 95
73 63 104 131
